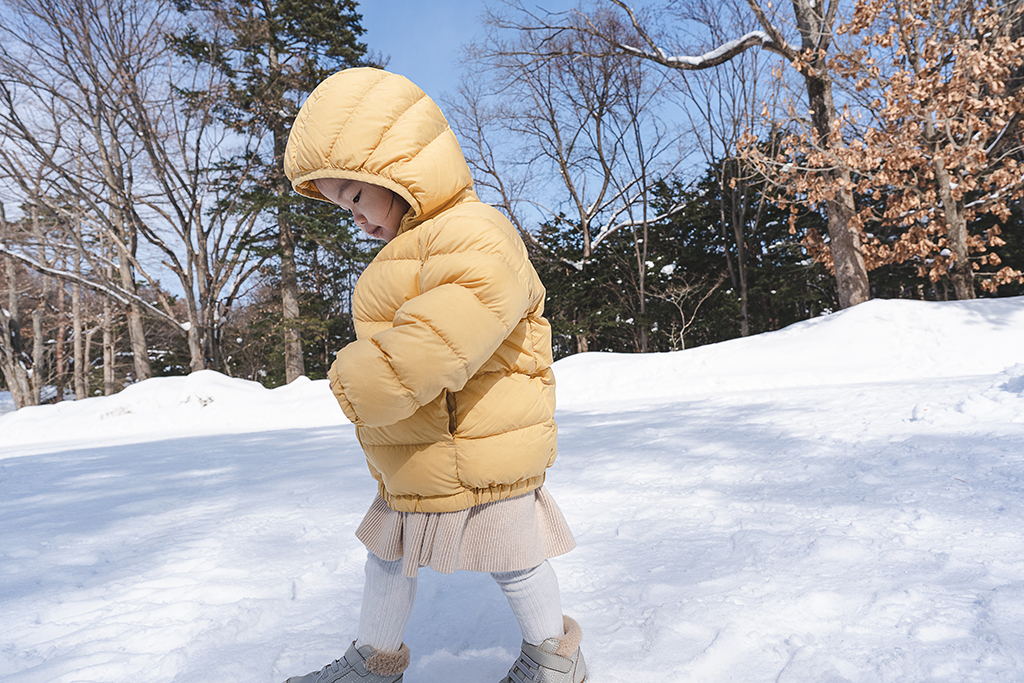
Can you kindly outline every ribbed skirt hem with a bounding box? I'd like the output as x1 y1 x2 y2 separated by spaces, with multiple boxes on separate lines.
355 486 576 578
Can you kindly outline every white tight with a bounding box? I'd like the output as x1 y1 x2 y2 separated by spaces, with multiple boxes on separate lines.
356 552 564 652
356 553 418 652
491 561 565 645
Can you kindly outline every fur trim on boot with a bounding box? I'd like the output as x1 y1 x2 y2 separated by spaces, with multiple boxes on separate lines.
365 643 411 676
554 615 583 658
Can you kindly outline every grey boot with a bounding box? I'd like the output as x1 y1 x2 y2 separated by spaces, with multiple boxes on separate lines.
501 615 586 683
285 641 410 683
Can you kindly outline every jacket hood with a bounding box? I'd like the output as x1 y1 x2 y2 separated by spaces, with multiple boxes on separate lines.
284 67 475 233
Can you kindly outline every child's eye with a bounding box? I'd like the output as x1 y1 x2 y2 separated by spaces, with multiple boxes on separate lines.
353 191 361 204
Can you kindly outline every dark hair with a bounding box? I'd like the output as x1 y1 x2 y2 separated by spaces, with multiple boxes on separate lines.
387 190 410 221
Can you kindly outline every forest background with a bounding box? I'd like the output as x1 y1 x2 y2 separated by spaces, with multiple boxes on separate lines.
1 0 1023 409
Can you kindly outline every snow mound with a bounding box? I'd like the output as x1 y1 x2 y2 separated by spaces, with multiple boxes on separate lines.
553 297 1024 408
0 370 346 451
3 297 1023 447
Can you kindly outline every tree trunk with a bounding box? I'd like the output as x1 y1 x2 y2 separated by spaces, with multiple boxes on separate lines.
718 212 740 304
736 234 750 335
797 1 871 308
55 278 66 402
931 151 975 300
189 325 205 372
125 299 152 381
946 240 975 300
72 278 86 400
85 325 98 397
114 241 153 381
177 284 205 372
805 90 870 307
635 222 650 353
279 209 304 382
71 233 87 399
29 205 47 405
202 301 222 373
269 38 304 384
102 295 115 396
276 168 304 382
0 337 32 409
30 297 44 404
727 177 751 336
102 243 116 396
825 180 871 308
1 251 34 409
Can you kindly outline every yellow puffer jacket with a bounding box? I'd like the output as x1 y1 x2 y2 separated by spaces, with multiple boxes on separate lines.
284 68 557 513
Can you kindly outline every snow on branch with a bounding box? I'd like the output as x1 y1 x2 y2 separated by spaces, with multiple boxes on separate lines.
617 31 786 70
598 0 804 68
0 243 187 331
560 201 689 271
593 202 687 248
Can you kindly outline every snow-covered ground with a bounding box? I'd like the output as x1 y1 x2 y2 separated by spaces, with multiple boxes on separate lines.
2 296 1023 683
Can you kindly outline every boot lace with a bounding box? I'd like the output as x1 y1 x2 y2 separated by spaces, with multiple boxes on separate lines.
314 656 350 683
507 650 540 683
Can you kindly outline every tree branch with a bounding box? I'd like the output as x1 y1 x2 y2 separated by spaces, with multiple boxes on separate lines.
0 243 186 330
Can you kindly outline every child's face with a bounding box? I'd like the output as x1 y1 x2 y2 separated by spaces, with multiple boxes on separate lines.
314 178 408 242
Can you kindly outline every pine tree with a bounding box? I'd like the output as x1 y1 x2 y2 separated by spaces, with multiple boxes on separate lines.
533 166 838 357
172 0 369 382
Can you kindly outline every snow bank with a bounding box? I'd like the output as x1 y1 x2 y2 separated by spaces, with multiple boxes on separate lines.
554 297 1024 408
0 371 346 452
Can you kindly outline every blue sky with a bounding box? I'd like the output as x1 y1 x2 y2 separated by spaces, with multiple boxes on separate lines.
358 0 489 101
357 0 578 103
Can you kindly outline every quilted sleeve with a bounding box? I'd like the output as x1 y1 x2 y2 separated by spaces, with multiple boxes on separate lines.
329 215 535 428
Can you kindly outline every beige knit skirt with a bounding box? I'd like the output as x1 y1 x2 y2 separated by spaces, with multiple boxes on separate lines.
356 486 576 577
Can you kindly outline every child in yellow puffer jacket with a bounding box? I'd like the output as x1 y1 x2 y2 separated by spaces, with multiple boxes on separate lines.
280 67 586 683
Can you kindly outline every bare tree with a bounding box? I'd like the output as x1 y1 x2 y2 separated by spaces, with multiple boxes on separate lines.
0 0 162 381
170 0 369 384
26 205 54 403
649 270 725 350
0 0 266 378
666 0 783 335
0 205 35 407
615 55 679 352
512 0 873 308
452 5 686 351
452 7 687 351
70 238 88 399
118 16 268 371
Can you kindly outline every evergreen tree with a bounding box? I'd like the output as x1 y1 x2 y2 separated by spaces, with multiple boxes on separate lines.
534 165 837 357
171 0 370 382
250 199 376 387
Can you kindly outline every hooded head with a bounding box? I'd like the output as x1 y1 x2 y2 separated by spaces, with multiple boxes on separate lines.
284 67 475 235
